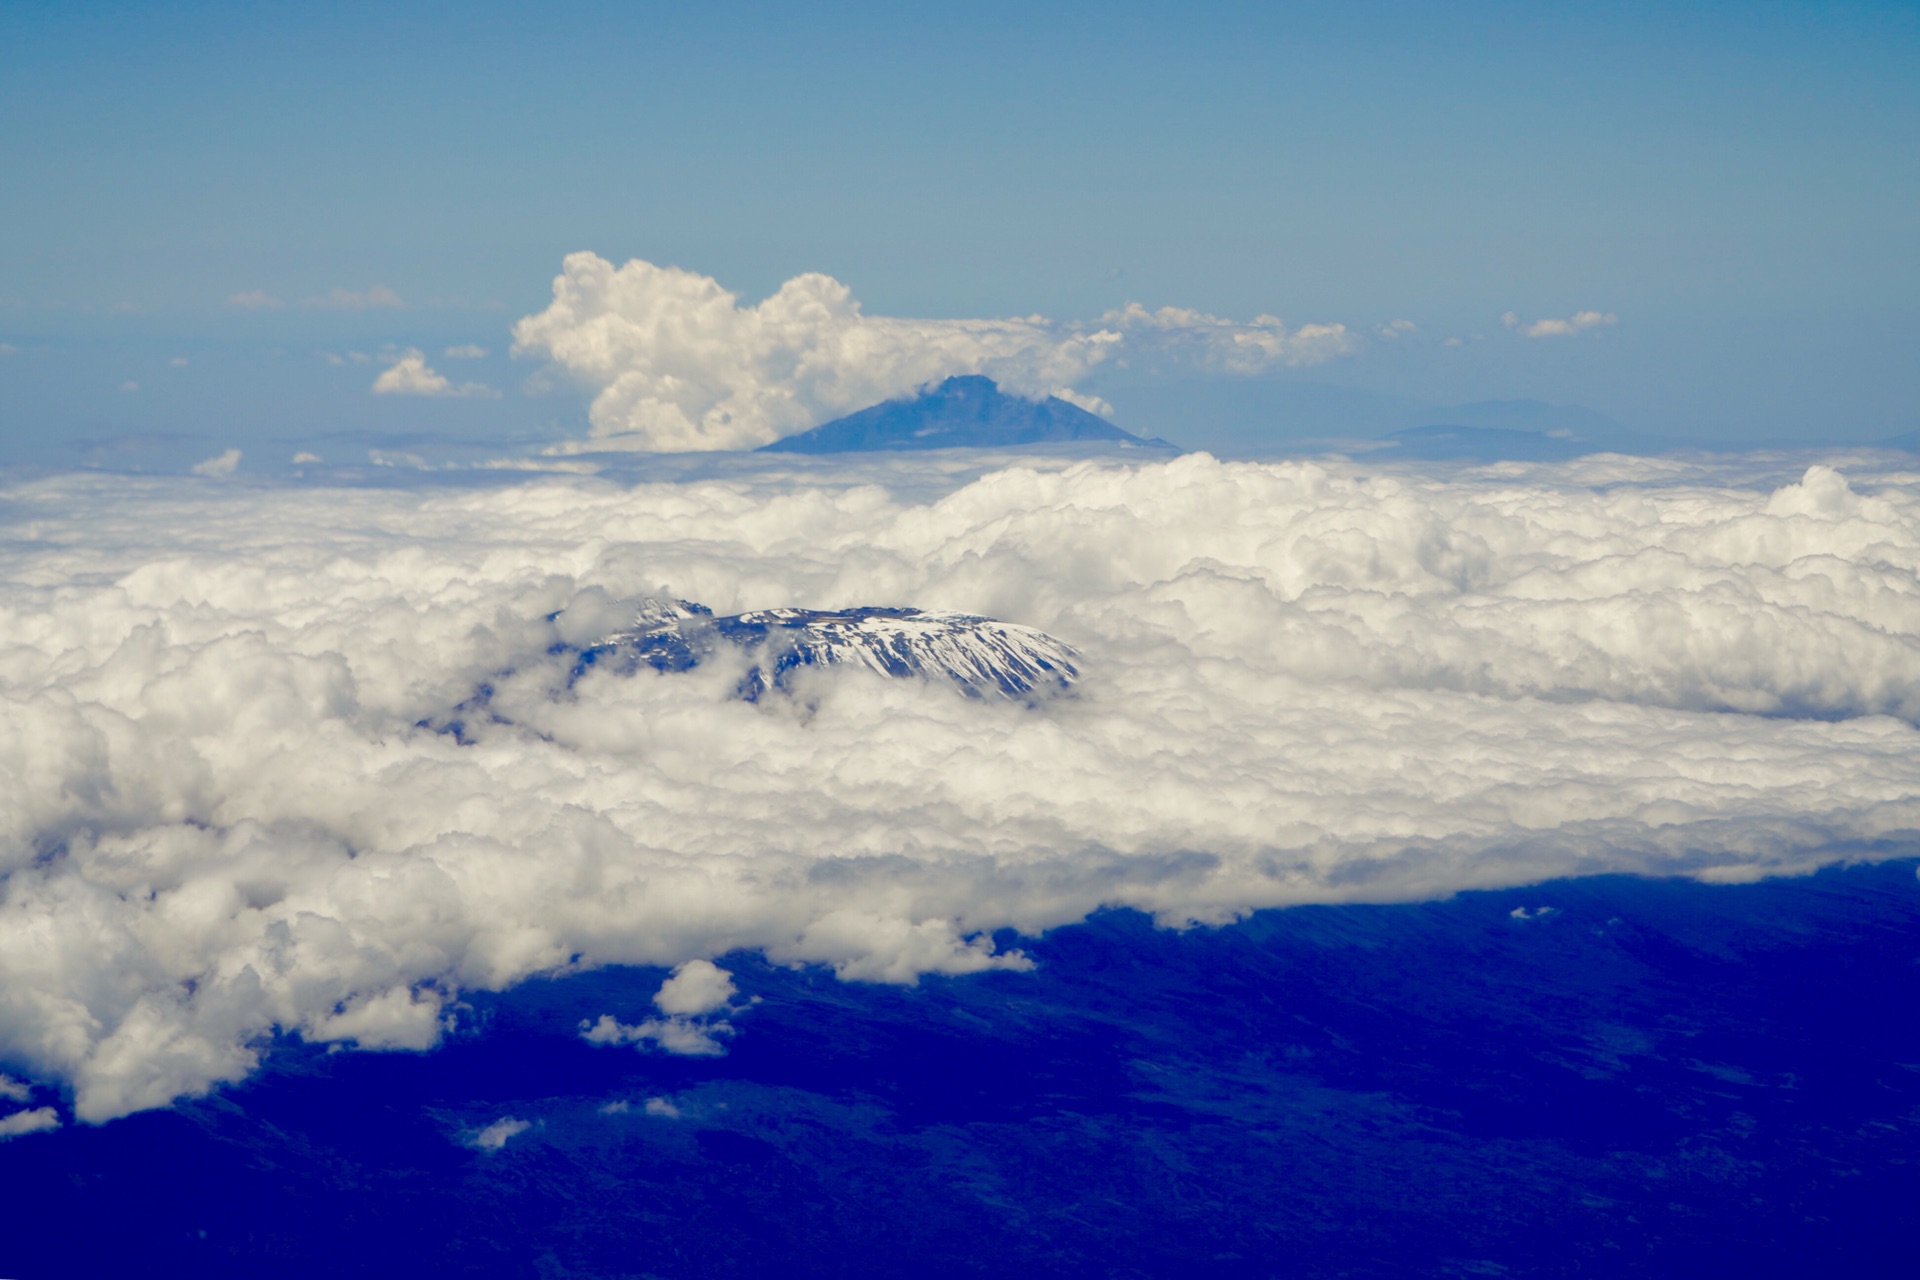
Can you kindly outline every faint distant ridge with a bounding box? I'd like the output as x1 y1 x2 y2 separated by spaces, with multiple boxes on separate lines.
1369 400 1671 462
762 375 1179 454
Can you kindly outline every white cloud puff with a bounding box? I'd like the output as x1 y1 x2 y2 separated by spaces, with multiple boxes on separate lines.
227 290 284 311
5 454 1920 1120
653 959 736 1015
580 960 739 1056
468 1116 530 1150
510 255 1357 452
191 448 241 478
371 350 498 399
0 1107 60 1139
1504 309 1618 338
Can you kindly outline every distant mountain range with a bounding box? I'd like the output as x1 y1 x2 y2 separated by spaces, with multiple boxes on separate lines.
761 376 1178 454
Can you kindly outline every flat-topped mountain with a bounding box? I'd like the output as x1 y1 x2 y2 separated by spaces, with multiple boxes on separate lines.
578 599 1080 702
761 375 1177 454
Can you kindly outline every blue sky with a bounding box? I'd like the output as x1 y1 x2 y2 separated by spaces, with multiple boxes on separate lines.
1 0 1915 459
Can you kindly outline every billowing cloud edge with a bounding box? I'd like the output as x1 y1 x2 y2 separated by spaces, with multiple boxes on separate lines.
509 254 1361 452
3 453 1920 1122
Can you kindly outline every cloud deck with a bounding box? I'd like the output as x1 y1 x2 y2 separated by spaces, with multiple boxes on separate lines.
3 451 1919 1120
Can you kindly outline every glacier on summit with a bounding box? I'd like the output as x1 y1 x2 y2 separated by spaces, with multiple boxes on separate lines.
574 600 1080 701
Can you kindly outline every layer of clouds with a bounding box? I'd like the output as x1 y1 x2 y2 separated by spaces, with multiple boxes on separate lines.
1504 309 1618 338
4 452 1920 1121
511 254 1358 452
371 350 499 399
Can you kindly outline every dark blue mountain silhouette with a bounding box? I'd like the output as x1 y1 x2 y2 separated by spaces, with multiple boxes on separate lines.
762 376 1178 453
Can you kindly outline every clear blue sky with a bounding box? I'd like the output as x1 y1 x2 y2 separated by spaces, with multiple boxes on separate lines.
1 0 1915 459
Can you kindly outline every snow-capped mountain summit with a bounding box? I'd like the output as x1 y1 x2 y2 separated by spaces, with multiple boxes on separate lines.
578 600 1080 701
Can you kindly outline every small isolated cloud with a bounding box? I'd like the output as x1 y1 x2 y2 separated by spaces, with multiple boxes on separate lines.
653 959 736 1015
0 343 17 356
1509 906 1558 920
0 1075 29 1103
644 1097 681 1118
468 1117 531 1151
443 344 489 359
291 451 323 464
307 285 404 311
119 381 139 393
582 1013 735 1056
1377 319 1416 339
372 350 499 399
1098 302 1359 373
191 448 242 477
0 1107 60 1140
1503 309 1618 339
168 357 189 368
1053 387 1115 418
581 961 741 1056
511 254 1358 452
227 290 284 310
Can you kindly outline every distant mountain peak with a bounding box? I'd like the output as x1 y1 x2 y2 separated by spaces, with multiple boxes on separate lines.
761 375 1178 454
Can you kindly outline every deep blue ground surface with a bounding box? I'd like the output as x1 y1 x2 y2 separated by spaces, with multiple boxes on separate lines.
5 861 1920 1278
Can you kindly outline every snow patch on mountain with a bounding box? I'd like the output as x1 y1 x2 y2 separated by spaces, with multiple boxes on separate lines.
577 601 1080 701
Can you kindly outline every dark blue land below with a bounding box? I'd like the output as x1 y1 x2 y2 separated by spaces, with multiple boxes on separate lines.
6 861 1920 1278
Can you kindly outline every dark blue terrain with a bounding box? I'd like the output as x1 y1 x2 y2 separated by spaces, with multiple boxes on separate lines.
761 375 1178 453
4 861 1920 1278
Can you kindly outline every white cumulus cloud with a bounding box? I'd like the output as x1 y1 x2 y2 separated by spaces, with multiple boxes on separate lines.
1503 309 1618 338
371 350 499 399
0 1107 60 1139
468 1116 530 1150
653 959 736 1015
4 453 1920 1121
580 959 740 1056
191 448 242 477
510 254 1358 453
